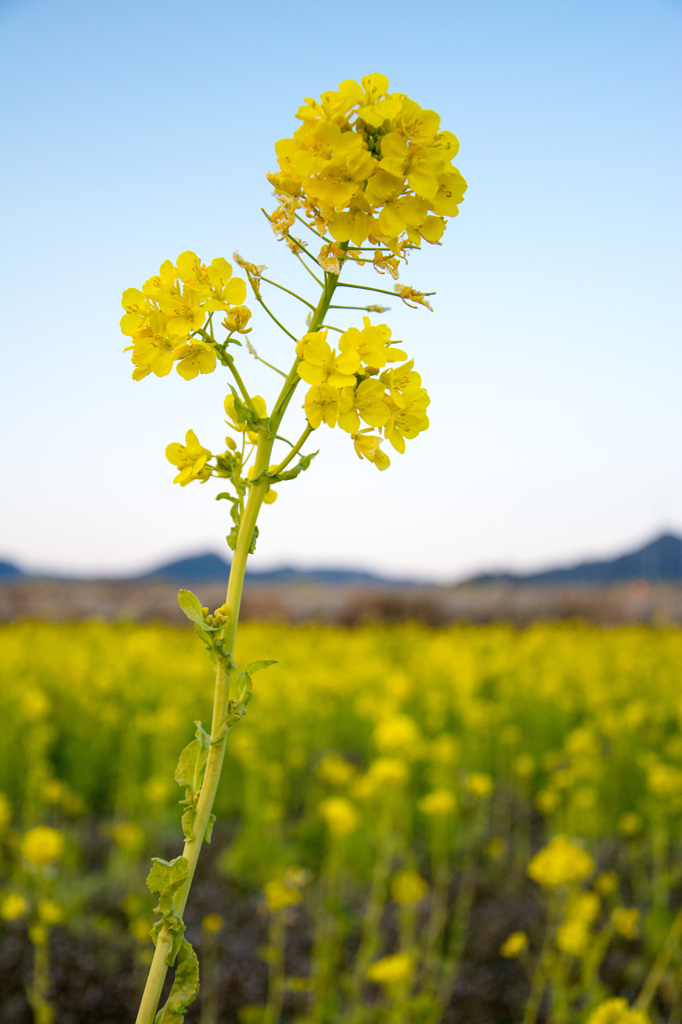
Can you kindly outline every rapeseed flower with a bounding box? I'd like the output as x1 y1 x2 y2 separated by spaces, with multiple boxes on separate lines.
527 836 594 889
21 826 65 867
165 430 212 486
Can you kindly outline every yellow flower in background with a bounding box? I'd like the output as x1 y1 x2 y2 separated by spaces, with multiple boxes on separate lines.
316 753 357 786
37 899 64 926
527 836 594 889
419 789 456 817
374 714 420 754
319 796 359 838
21 826 65 868
165 429 212 486
586 999 650 1024
0 793 12 832
464 772 494 799
391 869 428 905
264 879 302 913
500 931 528 958
0 892 28 921
366 952 414 986
611 907 640 940
202 913 224 934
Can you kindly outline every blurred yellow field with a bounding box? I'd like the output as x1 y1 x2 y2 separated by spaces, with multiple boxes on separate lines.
1 621 681 1022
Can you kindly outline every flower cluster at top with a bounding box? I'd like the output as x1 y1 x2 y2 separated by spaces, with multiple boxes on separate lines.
297 318 429 471
120 251 251 381
267 73 467 259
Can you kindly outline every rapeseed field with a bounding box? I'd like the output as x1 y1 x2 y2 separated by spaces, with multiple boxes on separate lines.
0 621 680 1022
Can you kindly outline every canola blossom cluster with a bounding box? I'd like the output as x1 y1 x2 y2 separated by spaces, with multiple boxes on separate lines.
297 319 428 470
268 72 467 256
120 251 250 381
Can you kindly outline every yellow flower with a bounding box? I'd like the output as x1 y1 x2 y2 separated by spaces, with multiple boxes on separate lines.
618 812 643 837
374 714 420 754
595 871 620 896
556 919 590 957
316 754 357 786
586 998 650 1024
611 907 640 940
111 821 146 853
204 257 247 310
165 429 212 487
338 319 406 371
366 952 414 986
158 285 207 339
351 429 390 470
297 334 360 388
264 879 302 913
464 773 493 799
37 899 63 926
21 826 65 867
527 836 594 889
500 931 528 958
268 74 466 256
202 913 224 934
303 384 341 429
1 892 28 921
319 796 359 838
365 757 408 789
174 340 217 380
222 305 252 334
419 789 456 817
0 793 12 832
391 870 428 905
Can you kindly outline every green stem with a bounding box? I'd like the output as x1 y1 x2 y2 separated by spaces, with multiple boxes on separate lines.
270 425 314 476
261 275 316 310
134 252 342 1024
635 905 682 1011
294 251 324 286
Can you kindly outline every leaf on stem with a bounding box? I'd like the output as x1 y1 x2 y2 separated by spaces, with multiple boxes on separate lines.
153 938 200 1024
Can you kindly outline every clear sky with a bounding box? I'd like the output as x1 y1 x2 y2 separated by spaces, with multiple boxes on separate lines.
1 0 680 582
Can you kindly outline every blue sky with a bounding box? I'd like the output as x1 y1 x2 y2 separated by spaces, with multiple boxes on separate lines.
1 0 680 580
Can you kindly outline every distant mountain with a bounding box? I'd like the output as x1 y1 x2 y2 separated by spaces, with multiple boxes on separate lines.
138 552 403 586
470 533 682 585
0 560 25 581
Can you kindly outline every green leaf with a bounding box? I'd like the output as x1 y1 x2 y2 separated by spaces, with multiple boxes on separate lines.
154 939 200 1024
178 590 218 631
245 660 278 676
204 813 216 844
146 856 189 896
248 526 259 554
227 526 239 551
216 491 238 503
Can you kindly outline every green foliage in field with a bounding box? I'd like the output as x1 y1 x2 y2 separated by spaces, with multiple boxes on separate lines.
1 622 681 1022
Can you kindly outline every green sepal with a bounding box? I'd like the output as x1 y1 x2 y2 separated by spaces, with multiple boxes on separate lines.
228 387 269 435
178 590 218 631
154 938 200 1024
